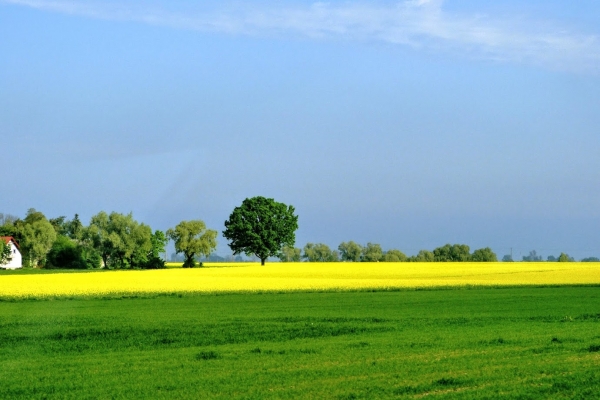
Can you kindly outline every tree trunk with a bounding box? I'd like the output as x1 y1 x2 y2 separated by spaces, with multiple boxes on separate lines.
261 258 266 266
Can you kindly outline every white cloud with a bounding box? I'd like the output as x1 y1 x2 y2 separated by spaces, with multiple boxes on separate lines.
3 0 599 72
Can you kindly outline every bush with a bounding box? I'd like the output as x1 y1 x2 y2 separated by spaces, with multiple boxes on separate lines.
143 257 166 269
45 236 101 269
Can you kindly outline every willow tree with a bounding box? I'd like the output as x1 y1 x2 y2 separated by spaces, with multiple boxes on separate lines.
167 220 217 268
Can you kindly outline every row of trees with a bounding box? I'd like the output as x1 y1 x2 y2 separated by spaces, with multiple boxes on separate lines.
506 250 588 262
1 198 596 269
278 242 498 262
0 210 218 269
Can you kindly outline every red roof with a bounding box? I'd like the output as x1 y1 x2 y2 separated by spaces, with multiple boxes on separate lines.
0 236 19 248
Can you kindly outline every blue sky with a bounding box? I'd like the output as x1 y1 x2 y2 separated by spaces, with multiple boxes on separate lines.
2 0 599 259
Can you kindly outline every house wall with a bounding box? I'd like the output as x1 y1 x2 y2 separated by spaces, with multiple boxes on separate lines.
2 242 22 269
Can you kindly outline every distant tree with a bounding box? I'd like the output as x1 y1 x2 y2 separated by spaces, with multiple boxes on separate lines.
433 244 471 262
279 246 301 262
223 197 298 266
547 255 557 262
361 243 384 262
167 220 217 268
581 257 600 262
302 243 339 262
409 250 435 262
381 249 407 262
557 253 572 262
338 241 363 262
502 254 514 262
0 213 19 227
471 247 497 262
19 209 57 268
171 252 185 262
522 250 543 262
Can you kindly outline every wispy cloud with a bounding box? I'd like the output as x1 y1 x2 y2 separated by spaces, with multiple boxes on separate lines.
3 0 599 72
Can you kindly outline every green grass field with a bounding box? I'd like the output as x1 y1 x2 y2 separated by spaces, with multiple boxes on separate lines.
1 287 599 399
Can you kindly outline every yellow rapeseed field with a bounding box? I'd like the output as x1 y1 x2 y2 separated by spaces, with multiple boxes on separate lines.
1 262 599 298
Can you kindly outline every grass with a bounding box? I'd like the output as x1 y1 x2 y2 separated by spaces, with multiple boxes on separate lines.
1 287 599 398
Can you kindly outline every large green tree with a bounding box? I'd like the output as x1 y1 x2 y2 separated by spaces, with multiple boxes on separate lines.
223 197 298 266
167 220 217 268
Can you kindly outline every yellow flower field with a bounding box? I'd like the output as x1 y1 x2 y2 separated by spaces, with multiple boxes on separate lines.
1 262 599 298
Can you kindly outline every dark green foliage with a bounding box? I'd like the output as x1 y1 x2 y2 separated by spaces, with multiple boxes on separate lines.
45 236 88 269
433 243 471 261
558 253 574 262
142 256 166 269
223 197 298 265
581 257 600 262
471 247 498 262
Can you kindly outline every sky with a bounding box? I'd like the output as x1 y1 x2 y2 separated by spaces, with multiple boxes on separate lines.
1 0 599 260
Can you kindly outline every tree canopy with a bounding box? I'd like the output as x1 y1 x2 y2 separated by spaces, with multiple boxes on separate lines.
361 242 383 262
471 247 498 262
279 246 301 262
167 220 217 268
302 243 338 262
223 196 298 265
338 241 363 262
19 209 57 267
84 211 153 269
433 244 471 262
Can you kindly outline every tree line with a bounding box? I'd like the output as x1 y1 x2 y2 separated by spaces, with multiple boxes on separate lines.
0 209 216 269
279 242 498 262
1 198 596 270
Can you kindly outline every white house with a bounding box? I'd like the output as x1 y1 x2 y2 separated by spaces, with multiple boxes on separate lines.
1 237 22 269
